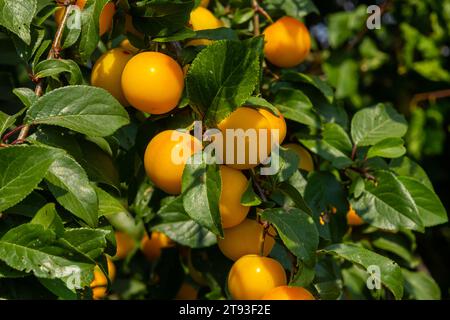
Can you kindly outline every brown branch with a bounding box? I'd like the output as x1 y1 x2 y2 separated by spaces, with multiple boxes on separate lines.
252 0 260 36
351 144 357 161
15 2 74 144
410 89 450 107
258 221 269 256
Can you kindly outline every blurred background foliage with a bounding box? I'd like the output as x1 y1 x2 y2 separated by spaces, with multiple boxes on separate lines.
0 0 449 298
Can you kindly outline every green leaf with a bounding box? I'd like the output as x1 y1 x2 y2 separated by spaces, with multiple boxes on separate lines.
60 228 109 260
182 155 223 237
132 0 195 38
0 261 27 278
390 156 433 190
261 208 318 266
273 146 300 182
45 152 98 228
397 176 447 227
31 203 65 238
240 179 262 207
300 123 353 169
304 171 348 240
78 0 110 61
264 0 319 17
327 6 367 48
351 104 408 147
96 186 142 237
322 243 404 300
402 269 441 300
351 170 423 232
323 57 359 99
0 224 94 288
25 85 130 137
13 88 37 108
153 196 216 248
273 88 320 128
154 27 238 42
38 278 78 300
0 109 24 136
371 234 418 267
282 71 334 103
0 0 37 44
0 145 62 212
367 138 406 159
186 37 263 125
277 181 312 215
34 59 83 85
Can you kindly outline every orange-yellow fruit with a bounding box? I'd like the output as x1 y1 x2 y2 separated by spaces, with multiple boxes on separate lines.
218 219 275 261
120 39 139 54
219 165 250 228
218 107 272 170
121 52 184 114
91 48 133 106
114 231 136 259
90 256 115 300
263 16 311 68
175 282 198 300
283 143 314 172
56 0 115 36
258 108 287 145
144 130 202 194
228 255 287 300
261 286 315 300
347 206 364 226
141 231 174 261
188 7 223 46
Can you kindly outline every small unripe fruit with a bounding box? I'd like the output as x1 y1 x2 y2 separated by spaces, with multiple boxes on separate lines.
121 52 184 115
228 255 287 300
219 166 250 228
263 16 311 68
283 143 314 172
91 48 133 106
218 219 275 261
261 286 315 300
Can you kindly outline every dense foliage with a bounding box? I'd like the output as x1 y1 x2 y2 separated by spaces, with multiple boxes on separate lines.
0 0 448 300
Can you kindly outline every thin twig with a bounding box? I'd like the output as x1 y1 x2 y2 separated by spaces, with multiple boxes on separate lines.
351 144 357 161
15 1 73 143
410 89 450 107
252 0 261 36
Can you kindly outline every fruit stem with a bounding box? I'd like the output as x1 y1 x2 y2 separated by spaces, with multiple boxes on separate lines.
258 220 269 256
